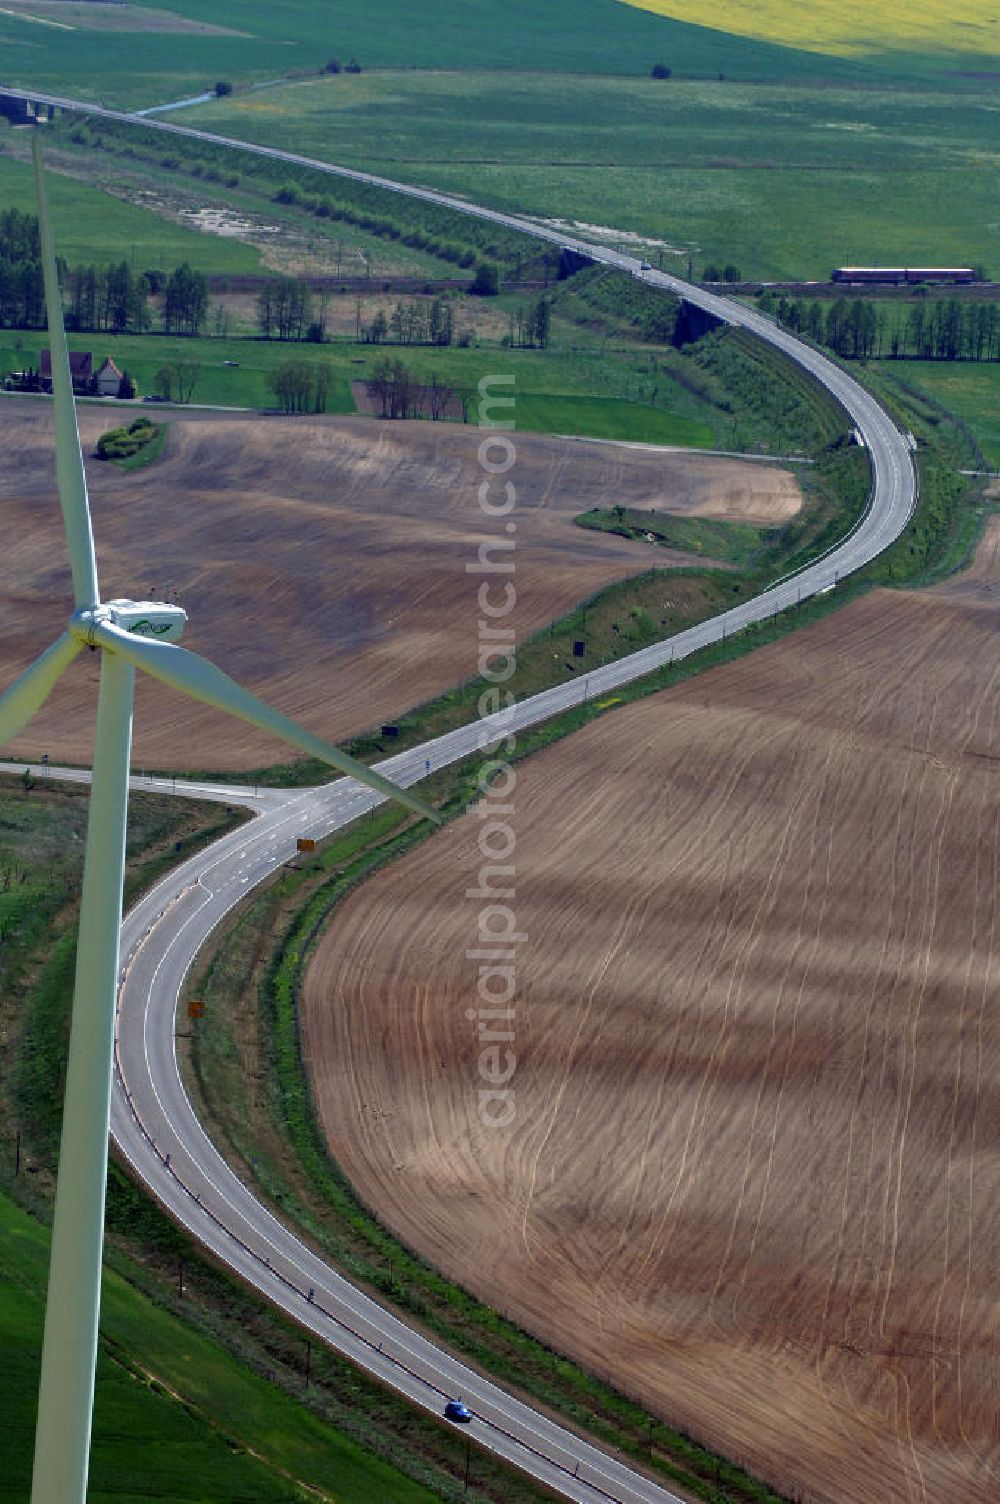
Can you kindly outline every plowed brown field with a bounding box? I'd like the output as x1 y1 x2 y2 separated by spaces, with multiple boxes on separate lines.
302 522 1000 1504
0 403 799 771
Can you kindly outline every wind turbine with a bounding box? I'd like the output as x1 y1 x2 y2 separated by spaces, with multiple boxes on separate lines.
3 133 438 1504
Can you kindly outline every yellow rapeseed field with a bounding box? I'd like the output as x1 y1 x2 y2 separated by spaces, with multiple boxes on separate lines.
617 0 997 57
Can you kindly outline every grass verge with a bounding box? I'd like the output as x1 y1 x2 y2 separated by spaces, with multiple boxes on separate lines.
576 506 769 569
0 1187 441 1504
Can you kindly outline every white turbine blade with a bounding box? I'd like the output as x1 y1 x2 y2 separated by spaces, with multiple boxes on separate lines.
0 632 80 750
92 622 440 823
32 134 100 611
30 651 134 1504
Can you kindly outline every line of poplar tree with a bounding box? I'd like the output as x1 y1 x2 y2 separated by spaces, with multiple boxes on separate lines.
359 297 457 347
0 209 209 335
761 290 1000 362
256 277 316 341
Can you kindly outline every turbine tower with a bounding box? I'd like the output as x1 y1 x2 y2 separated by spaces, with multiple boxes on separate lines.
2 134 438 1504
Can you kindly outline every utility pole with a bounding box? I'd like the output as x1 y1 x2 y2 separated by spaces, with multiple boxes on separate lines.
304 1340 311 1388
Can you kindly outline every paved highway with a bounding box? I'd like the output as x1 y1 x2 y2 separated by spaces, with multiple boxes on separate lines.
0 85 917 1504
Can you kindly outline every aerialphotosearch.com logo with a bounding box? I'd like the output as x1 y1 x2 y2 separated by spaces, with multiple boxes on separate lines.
465 374 521 1130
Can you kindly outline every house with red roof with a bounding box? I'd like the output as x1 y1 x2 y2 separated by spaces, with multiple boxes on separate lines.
39 349 92 395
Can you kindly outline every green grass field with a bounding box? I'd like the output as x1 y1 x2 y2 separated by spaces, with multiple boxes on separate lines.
0 1189 437 1504
0 331 355 410
1 0 992 292
178 70 1000 281
515 392 711 445
0 0 926 113
0 325 724 447
43 131 465 282
878 362 1000 468
0 145 262 274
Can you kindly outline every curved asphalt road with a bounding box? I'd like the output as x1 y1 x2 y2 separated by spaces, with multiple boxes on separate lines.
1 85 917 1504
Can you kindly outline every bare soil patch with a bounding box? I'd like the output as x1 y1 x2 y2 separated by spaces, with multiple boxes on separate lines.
302 529 1000 1504
0 402 773 771
564 440 804 524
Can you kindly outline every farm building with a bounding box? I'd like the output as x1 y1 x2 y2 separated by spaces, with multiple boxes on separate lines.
39 349 93 395
94 358 124 398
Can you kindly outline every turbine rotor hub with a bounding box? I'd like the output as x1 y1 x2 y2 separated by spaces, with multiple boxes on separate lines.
71 600 188 647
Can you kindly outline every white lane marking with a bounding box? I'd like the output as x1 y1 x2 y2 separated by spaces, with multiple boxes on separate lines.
51 90 912 1502
122 843 659 1494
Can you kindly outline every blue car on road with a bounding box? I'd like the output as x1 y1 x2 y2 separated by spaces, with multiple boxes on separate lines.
444 1398 473 1424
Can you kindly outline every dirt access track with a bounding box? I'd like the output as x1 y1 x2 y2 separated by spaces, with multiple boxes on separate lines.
303 521 1000 1504
0 401 800 771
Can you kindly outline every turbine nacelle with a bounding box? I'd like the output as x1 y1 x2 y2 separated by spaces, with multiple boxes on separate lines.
71 600 188 647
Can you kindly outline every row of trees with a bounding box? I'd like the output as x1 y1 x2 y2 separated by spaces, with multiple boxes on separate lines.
256 277 319 341
163 263 210 336
269 360 334 414
73 112 530 289
0 208 40 262
703 264 743 284
503 297 551 349
272 182 482 270
0 264 44 330
0 209 43 328
366 359 464 422
65 262 150 335
67 261 209 336
763 292 1000 362
258 277 497 350
153 361 200 403
360 297 458 347
0 210 212 336
268 356 462 418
